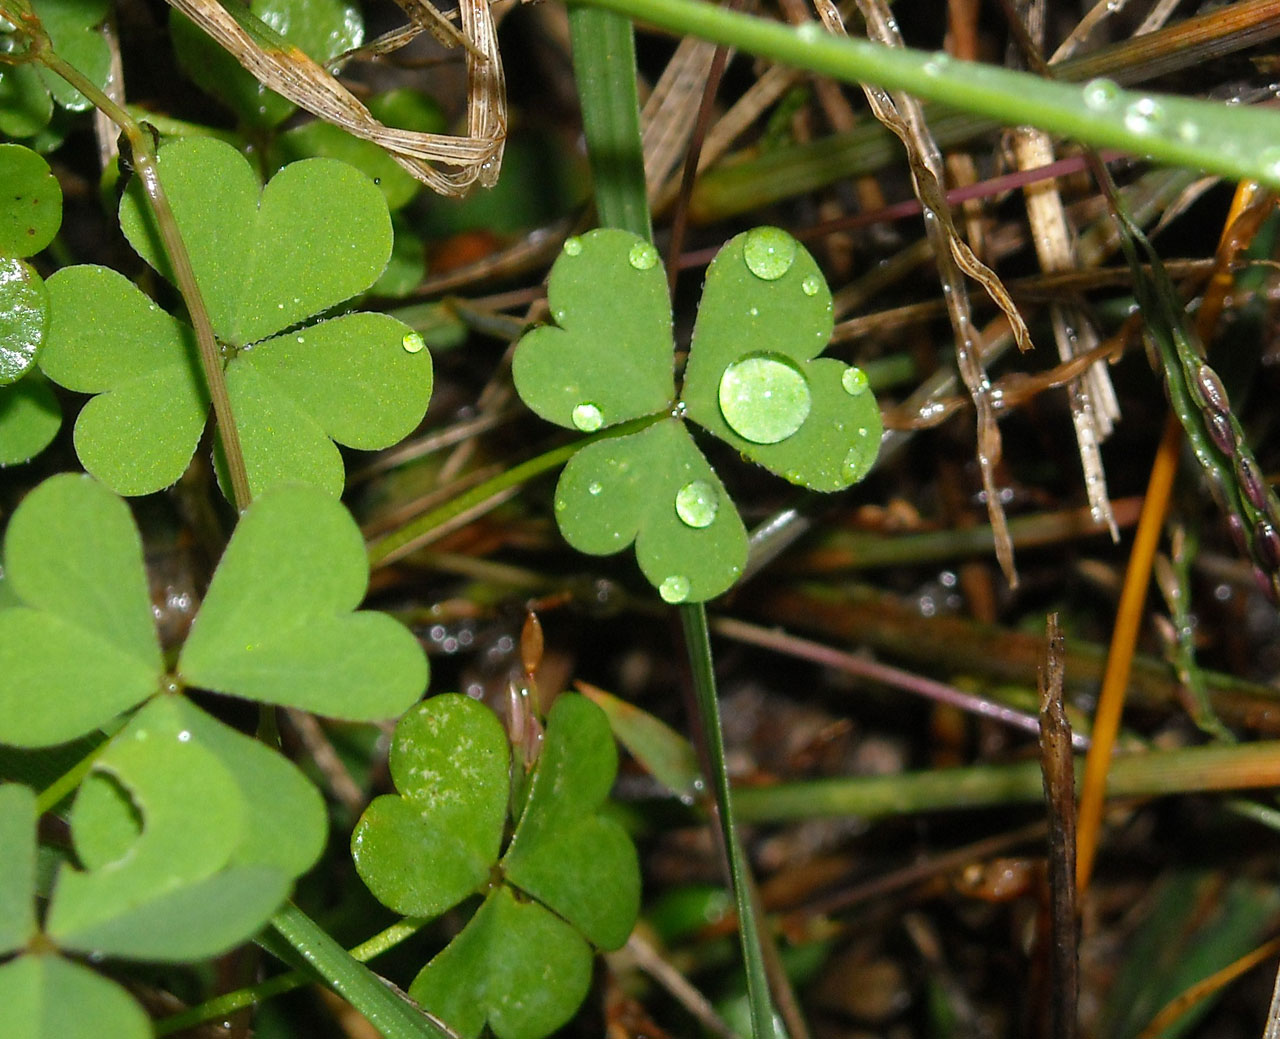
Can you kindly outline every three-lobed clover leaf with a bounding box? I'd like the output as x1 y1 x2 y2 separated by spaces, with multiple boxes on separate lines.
352 692 640 1039
0 473 428 748
512 227 882 602
39 136 433 498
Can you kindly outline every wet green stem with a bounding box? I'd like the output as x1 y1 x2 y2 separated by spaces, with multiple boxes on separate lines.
35 46 253 510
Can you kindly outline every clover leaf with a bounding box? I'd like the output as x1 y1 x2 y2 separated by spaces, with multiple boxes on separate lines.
352 693 640 1039
0 0 112 140
0 953 151 1039
512 227 882 602
0 474 428 748
1 144 60 385
39 136 432 497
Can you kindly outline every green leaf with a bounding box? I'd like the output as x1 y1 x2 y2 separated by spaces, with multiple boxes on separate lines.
407 886 593 1039
273 117 421 212
41 264 208 494
31 0 111 112
179 484 429 719
0 783 37 954
513 229 674 432
0 374 59 466
683 227 882 491
219 311 433 499
0 65 53 139
47 139 430 498
0 144 62 255
47 697 293 959
0 954 150 1039
0 257 46 385
351 694 509 918
503 694 640 949
0 474 162 746
577 683 701 801
553 419 747 603
120 137 391 346
171 0 362 129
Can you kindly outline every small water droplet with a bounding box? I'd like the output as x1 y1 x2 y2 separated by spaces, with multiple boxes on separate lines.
1082 78 1119 112
572 402 603 431
1260 146 1280 179
1176 120 1200 143
659 574 692 603
796 22 822 43
177 730 191 742
554 498 567 512
675 480 718 528
841 366 869 395
718 354 811 443
742 227 797 280
402 331 426 354
563 236 583 256
588 481 602 496
628 241 659 270
842 446 872 482
802 274 821 296
1123 96 1163 134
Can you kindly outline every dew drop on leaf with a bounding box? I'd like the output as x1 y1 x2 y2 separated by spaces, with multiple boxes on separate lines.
628 242 659 271
1082 78 1119 111
801 275 821 296
572 402 604 431
742 227 797 280
842 446 873 483
402 331 426 354
674 480 718 528
588 481 602 496
563 237 583 256
658 575 691 603
718 355 811 444
841 366 869 396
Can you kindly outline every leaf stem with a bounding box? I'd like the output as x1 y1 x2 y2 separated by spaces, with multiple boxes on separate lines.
34 46 253 509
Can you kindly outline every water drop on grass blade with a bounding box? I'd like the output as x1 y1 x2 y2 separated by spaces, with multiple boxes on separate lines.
1082 78 1119 111
742 227 797 280
572 402 603 431
718 355 811 444
675 480 718 528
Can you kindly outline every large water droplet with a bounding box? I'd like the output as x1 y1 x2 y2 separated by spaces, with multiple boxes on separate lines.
572 402 603 431
629 242 659 270
675 480 718 528
841 366 869 395
563 236 583 256
402 331 426 354
659 574 692 603
743 227 797 280
1123 96 1164 134
1082 78 1119 111
718 355 811 444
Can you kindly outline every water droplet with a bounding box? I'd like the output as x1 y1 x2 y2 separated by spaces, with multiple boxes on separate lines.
177 730 191 743
841 366 869 395
718 354 811 444
1260 146 1280 179
675 480 718 528
1176 120 1200 143
802 275 821 296
796 22 822 43
563 236 583 256
588 481 602 496
1123 96 1164 134
659 575 692 603
743 227 797 280
572 402 603 431
554 498 567 512
402 331 426 354
629 241 659 270
1082 78 1119 111
842 446 872 482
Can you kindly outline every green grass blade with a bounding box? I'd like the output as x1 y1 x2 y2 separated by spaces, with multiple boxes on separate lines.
567 0 1280 190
